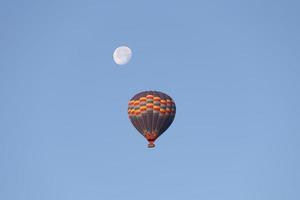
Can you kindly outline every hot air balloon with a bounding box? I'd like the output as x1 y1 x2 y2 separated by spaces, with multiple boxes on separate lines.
128 91 176 148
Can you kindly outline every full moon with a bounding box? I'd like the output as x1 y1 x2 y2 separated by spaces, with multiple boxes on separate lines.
113 46 132 65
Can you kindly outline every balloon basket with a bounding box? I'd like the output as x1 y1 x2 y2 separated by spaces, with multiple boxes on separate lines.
148 143 155 148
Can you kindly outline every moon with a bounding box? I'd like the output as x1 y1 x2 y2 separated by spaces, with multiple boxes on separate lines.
113 46 132 65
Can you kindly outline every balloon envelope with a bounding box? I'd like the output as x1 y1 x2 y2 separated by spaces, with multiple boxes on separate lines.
128 91 176 148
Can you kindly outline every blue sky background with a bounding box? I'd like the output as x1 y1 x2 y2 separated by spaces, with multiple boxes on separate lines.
1 0 300 199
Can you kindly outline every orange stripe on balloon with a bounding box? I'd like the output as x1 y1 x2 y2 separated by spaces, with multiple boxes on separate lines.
153 96 161 101
146 95 154 98
140 97 147 101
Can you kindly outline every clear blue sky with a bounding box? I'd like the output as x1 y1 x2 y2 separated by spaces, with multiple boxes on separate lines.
1 0 299 199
